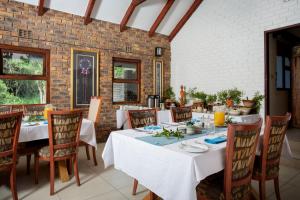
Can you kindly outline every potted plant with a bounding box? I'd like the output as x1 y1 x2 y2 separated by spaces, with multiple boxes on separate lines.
187 87 206 108
164 87 176 109
217 90 228 105
242 97 255 108
206 94 217 111
227 87 243 105
251 91 264 114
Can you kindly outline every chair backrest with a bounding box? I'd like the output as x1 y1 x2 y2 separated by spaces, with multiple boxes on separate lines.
0 106 12 114
48 110 83 159
260 113 291 179
127 109 157 128
0 112 22 167
11 105 24 113
224 118 262 200
24 104 45 117
87 96 101 124
171 106 192 122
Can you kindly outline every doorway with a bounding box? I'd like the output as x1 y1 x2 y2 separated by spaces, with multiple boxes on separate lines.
265 23 300 164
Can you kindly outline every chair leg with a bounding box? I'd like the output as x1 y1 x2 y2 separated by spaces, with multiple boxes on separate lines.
10 168 18 200
259 180 266 200
132 179 138 195
68 159 72 175
34 153 39 184
85 144 90 160
50 161 55 195
92 146 98 166
73 156 80 186
26 154 31 175
274 177 281 200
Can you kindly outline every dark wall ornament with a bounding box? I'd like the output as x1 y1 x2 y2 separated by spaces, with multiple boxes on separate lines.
71 49 99 108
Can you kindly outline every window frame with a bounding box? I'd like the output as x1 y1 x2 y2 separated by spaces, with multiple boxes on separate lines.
112 57 141 104
276 55 291 91
0 44 50 105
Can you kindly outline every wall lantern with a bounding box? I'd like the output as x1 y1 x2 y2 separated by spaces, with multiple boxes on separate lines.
155 47 163 57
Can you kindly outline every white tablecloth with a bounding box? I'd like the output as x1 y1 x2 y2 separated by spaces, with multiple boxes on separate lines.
20 119 97 148
116 110 172 129
102 126 294 200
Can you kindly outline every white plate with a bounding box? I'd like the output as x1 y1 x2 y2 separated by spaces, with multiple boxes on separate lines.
180 141 209 153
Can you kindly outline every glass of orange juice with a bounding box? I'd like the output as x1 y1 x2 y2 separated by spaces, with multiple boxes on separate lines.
44 104 53 120
214 111 225 126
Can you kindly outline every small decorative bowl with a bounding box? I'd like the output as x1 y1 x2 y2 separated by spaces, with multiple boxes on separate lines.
240 107 251 115
242 100 255 108
229 109 241 116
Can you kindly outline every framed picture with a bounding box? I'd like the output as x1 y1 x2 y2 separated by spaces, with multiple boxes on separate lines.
71 49 99 108
153 60 164 98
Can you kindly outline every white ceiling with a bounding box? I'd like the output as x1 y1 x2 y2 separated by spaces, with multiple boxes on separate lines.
14 0 195 36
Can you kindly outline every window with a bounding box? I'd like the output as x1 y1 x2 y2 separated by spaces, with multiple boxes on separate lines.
112 58 140 104
276 56 291 90
0 44 50 105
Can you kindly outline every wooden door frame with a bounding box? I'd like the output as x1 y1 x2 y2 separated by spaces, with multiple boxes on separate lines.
264 23 300 116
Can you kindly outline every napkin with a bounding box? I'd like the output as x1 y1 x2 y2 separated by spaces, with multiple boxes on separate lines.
204 136 227 144
144 125 161 130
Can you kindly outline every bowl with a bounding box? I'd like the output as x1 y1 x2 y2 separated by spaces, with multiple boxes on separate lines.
229 109 241 116
240 107 252 115
242 100 255 108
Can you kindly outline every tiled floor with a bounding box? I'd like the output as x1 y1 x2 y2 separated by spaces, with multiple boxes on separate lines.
1 141 300 200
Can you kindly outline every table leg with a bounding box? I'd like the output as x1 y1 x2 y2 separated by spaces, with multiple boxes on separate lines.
58 160 70 182
143 191 159 200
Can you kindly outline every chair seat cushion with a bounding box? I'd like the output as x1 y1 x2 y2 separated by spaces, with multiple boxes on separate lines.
39 146 76 158
196 171 224 200
253 155 279 178
0 157 12 166
197 171 251 200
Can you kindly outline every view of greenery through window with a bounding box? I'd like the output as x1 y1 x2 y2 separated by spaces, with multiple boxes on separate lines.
0 52 46 105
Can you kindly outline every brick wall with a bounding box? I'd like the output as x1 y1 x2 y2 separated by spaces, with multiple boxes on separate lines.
0 0 171 141
171 0 300 115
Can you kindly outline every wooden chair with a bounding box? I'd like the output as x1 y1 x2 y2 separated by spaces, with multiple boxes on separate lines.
127 109 157 195
82 96 102 166
196 118 262 200
252 113 291 200
0 105 12 114
19 104 47 175
171 106 192 122
34 110 83 195
24 104 45 117
0 112 23 200
127 109 157 129
11 105 24 113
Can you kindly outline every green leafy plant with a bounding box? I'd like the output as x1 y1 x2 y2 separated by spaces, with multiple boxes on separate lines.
164 87 176 100
217 90 228 104
187 87 207 102
206 94 217 104
252 91 264 114
228 87 243 105
153 128 184 140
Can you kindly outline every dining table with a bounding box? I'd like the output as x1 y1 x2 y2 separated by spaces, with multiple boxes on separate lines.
20 118 97 182
102 117 293 200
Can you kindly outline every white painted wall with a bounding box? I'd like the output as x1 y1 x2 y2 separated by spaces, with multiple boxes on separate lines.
171 0 300 114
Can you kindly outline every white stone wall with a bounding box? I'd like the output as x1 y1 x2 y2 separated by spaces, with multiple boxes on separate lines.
171 0 300 114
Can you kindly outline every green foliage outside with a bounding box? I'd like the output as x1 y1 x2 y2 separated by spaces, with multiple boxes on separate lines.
0 53 46 105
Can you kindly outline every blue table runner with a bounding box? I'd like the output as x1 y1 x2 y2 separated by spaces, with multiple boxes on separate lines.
135 127 227 146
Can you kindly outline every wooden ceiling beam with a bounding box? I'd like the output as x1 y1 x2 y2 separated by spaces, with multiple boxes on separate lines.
120 0 146 32
84 0 96 25
38 0 46 16
168 0 203 42
149 0 175 37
